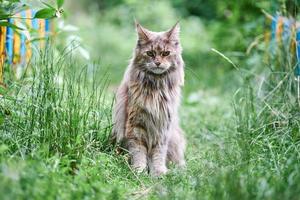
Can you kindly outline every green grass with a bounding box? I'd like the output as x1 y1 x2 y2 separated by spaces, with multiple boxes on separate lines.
0 45 300 200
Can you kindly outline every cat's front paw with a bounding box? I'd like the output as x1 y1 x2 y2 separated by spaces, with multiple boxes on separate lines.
132 163 147 174
178 159 186 168
150 166 168 177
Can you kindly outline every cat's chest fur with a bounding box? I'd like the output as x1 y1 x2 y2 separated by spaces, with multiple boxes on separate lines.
127 80 179 134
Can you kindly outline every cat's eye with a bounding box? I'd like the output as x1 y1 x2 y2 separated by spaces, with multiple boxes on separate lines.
161 51 170 56
146 51 155 57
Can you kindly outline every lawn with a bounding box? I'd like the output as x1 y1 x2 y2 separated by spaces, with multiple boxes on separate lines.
1 47 299 199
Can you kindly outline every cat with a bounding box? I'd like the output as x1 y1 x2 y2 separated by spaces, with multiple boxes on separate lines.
111 21 186 176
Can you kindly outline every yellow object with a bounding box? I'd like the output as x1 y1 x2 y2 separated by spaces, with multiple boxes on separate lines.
0 26 6 84
264 17 272 45
264 17 272 64
39 19 46 48
13 13 21 64
276 17 283 44
290 24 296 60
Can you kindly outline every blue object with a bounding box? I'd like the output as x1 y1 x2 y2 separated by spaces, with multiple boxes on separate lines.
271 15 277 40
31 10 39 52
20 11 26 64
45 19 50 35
270 15 278 56
5 18 14 64
296 28 300 76
282 18 291 42
31 10 38 30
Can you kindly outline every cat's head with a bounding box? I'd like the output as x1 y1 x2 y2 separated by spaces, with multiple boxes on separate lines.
133 22 182 75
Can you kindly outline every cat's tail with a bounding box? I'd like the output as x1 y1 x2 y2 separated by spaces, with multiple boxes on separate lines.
110 82 129 144
167 127 186 167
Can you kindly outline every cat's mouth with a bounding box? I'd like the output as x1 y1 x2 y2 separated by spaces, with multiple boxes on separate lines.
148 67 167 75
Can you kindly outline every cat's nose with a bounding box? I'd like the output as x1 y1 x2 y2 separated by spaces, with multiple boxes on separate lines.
155 62 161 66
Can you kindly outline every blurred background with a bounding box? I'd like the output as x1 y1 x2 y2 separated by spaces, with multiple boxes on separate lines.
4 0 296 93
61 0 275 91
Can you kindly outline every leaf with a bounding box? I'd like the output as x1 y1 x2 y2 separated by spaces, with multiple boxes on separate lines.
34 8 56 19
0 14 10 20
0 21 24 30
57 0 64 8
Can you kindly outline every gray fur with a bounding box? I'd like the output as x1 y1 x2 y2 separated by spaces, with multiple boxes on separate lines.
111 22 186 176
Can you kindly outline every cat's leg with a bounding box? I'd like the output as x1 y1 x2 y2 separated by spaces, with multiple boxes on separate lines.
127 138 148 173
149 142 168 176
167 127 186 167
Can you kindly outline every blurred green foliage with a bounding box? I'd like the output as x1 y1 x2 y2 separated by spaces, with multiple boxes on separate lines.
64 0 286 88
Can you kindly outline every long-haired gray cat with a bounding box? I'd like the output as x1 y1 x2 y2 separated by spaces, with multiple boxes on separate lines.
111 21 186 176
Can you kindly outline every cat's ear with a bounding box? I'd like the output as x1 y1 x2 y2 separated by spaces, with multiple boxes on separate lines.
135 20 150 41
165 21 180 40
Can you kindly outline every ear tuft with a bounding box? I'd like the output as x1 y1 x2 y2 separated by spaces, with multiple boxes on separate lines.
166 21 180 40
135 20 150 41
